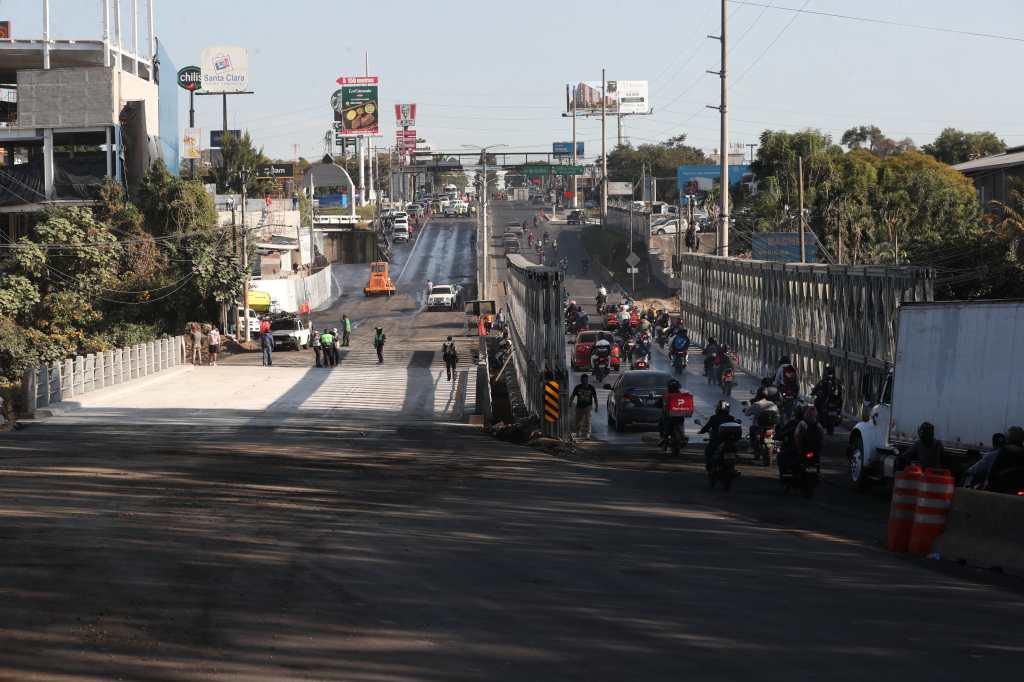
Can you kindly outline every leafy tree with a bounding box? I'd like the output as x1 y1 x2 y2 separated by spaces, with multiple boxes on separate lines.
840 125 914 157
922 128 1006 165
606 134 709 202
210 131 273 194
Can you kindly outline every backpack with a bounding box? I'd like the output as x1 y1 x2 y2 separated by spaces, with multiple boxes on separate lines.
672 334 687 351
666 392 694 418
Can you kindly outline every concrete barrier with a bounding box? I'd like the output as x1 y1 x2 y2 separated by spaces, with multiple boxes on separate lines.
932 488 1024 577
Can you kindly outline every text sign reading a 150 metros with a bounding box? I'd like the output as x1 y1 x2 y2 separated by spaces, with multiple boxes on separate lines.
199 46 249 93
333 76 380 136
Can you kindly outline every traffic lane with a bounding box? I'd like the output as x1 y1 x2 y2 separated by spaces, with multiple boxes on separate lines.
3 420 1022 680
396 219 476 301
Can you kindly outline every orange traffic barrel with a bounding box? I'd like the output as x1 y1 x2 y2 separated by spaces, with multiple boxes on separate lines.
908 468 955 555
887 464 923 552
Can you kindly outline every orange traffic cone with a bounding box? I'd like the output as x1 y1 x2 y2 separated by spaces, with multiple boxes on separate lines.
887 464 923 552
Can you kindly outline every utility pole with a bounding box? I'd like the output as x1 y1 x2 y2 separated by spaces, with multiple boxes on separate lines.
601 68 608 225
617 113 623 147
746 143 757 164
798 156 806 263
240 167 251 342
707 0 729 256
482 153 489 299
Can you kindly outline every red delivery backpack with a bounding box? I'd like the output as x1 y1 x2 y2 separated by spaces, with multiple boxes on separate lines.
666 392 694 418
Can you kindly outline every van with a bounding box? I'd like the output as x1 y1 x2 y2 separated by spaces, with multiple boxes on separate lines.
393 225 410 243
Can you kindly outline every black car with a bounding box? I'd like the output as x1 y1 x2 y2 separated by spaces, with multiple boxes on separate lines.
604 370 674 432
567 210 584 225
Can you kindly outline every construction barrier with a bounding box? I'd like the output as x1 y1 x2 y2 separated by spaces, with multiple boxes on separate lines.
908 468 955 555
887 464 923 552
932 488 1024 578
543 380 560 424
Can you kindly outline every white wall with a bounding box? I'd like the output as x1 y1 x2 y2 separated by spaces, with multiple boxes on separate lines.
251 267 330 313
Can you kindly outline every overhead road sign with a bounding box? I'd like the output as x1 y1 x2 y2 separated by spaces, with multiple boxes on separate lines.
553 142 584 156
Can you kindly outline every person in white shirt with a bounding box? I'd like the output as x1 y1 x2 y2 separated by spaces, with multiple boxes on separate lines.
207 325 222 366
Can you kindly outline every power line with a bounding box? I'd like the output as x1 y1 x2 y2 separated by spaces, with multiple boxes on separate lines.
729 0 1024 43
731 0 811 89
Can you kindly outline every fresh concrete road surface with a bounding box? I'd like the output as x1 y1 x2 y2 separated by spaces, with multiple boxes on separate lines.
1 209 1022 681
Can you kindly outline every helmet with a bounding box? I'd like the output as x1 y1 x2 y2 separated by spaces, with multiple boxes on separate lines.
446 335 453 341
779 355 791 365
667 379 681 392
803 405 819 424
918 421 935 442
760 376 773 387
764 386 780 401
824 364 835 378
715 400 730 416
569 300 576 306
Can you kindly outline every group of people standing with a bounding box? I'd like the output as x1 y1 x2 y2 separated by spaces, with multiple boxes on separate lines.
189 322 222 366
312 315 353 368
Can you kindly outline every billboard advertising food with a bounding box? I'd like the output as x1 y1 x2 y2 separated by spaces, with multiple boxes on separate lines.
676 164 751 192
199 46 249 93
566 80 649 115
333 76 379 136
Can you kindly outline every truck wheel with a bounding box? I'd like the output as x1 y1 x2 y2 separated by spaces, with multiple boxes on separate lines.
849 434 872 492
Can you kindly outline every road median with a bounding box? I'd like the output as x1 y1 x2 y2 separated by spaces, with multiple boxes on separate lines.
932 488 1024 577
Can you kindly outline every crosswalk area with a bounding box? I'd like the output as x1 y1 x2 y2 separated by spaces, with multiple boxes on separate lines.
287 343 478 420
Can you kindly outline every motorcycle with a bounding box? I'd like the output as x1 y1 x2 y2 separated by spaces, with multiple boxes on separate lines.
662 392 694 456
720 367 735 397
596 293 607 311
630 355 650 370
671 350 685 376
656 327 669 349
780 444 821 498
593 354 610 382
700 419 742 491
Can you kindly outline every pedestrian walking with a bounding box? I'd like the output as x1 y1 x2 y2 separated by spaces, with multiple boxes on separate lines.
190 323 203 365
373 326 386 364
260 328 274 367
442 335 459 381
425 279 434 304
342 314 352 346
570 374 599 440
311 329 322 367
207 325 221 366
331 328 342 365
319 329 335 367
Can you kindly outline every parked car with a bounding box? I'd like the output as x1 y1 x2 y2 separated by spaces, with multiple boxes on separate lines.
504 221 525 237
604 370 674 432
270 316 310 350
427 284 461 310
651 219 684 236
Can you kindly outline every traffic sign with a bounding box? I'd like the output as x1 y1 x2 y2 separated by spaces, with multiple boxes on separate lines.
523 165 551 178
626 266 639 274
625 252 641 267
553 165 585 176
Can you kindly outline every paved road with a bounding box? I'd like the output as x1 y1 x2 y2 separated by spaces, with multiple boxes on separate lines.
2 206 1022 680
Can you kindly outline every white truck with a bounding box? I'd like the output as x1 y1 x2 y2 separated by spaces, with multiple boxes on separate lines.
848 300 1024 490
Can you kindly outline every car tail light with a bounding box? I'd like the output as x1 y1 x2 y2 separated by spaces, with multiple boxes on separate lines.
1017 491 1024 496
623 394 636 401
804 451 815 460
765 429 774 438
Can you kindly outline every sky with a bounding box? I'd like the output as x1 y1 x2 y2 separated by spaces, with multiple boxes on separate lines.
8 0 1024 162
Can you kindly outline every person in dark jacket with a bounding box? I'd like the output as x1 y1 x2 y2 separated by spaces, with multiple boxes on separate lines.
903 421 945 470
260 329 274 367
442 336 459 380
699 400 738 470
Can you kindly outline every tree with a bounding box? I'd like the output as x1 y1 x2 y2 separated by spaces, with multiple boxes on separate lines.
922 128 1006 165
840 125 912 157
840 125 882 150
605 134 709 202
210 131 273 194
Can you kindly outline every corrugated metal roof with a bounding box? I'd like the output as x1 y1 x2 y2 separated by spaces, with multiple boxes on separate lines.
953 149 1024 174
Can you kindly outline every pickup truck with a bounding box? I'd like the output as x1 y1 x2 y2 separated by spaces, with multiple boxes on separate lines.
848 300 1024 490
270 316 310 350
427 284 460 311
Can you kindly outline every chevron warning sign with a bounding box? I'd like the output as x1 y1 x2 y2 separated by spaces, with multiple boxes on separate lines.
543 380 560 423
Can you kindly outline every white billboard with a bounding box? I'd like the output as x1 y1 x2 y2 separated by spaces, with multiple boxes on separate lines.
608 181 634 196
567 80 649 115
199 46 249 93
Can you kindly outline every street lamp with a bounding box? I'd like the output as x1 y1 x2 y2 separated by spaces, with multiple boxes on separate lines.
462 143 507 300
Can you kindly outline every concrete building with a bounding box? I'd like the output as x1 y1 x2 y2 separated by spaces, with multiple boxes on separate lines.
953 145 1024 206
0 0 173 242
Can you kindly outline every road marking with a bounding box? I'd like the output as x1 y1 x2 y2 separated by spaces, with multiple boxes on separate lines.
396 220 432 286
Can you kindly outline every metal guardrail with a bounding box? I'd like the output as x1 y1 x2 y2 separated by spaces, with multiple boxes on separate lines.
22 336 186 413
677 254 934 412
504 254 569 438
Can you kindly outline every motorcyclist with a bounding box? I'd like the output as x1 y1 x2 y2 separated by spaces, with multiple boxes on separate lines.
774 355 799 393
575 309 590 333
753 376 774 402
777 405 825 475
812 364 843 412
659 378 691 450
617 306 631 336
902 421 946 470
590 337 612 372
638 315 652 334
983 426 1024 490
633 331 652 364
703 337 720 380
699 400 739 471
964 433 1007 488
596 285 608 311
669 328 690 366
744 385 781 448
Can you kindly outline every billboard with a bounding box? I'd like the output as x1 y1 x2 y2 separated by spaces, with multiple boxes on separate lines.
552 142 584 157
395 103 416 128
256 164 294 179
182 128 202 160
199 46 249 93
333 76 379 136
176 66 202 92
608 181 634 196
676 164 751 192
210 129 242 148
751 233 817 263
0 22 10 39
566 80 649 115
